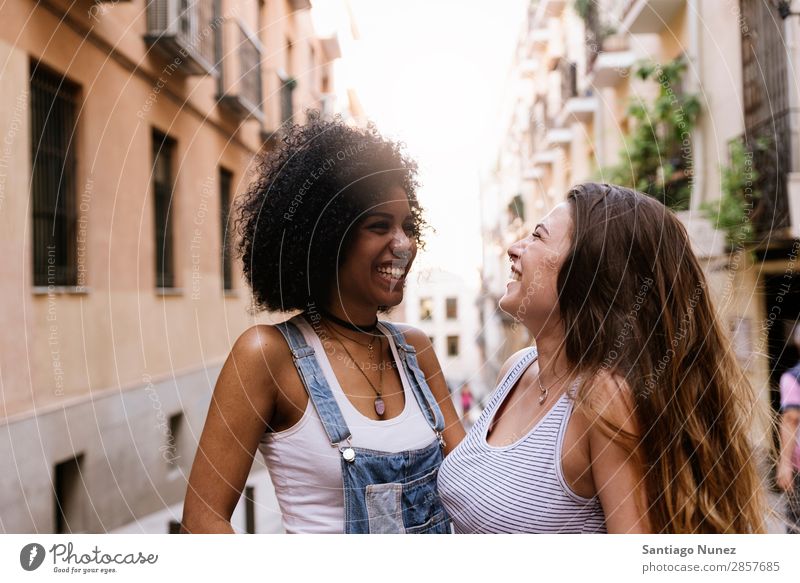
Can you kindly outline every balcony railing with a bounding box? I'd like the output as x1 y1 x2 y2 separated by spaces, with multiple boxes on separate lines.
739 111 793 238
218 18 264 121
145 0 217 76
558 57 577 105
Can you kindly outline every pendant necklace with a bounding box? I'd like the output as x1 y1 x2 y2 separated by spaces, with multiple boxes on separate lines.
536 370 569 405
327 325 386 416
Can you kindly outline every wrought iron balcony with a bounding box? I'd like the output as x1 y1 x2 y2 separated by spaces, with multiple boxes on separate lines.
145 0 217 76
738 112 793 239
218 18 264 121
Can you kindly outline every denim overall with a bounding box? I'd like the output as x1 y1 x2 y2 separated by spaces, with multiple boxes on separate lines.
274 317 451 534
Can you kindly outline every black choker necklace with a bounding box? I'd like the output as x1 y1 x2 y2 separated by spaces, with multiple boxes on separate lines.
320 309 379 333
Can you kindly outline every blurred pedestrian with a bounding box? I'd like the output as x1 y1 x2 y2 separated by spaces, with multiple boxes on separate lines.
181 114 463 534
437 183 768 533
460 383 473 419
777 324 800 534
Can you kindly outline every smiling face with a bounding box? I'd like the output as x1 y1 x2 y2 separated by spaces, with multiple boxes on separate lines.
332 185 418 312
499 202 573 336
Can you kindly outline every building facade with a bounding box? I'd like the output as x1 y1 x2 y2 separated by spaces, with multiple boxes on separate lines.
0 0 354 532
399 268 486 402
481 0 800 451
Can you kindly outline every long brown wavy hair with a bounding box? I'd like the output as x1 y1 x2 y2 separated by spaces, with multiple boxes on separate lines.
557 183 769 533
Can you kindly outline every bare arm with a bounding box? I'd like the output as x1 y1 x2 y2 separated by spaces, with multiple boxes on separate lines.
399 326 466 454
587 375 651 533
181 326 281 533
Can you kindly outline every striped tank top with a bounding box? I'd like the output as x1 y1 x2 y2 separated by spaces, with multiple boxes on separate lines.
437 348 607 533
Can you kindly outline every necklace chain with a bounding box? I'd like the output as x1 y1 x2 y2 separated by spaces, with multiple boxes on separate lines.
328 326 375 359
325 323 386 415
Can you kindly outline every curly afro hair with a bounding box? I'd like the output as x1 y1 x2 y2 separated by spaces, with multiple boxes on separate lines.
235 112 425 313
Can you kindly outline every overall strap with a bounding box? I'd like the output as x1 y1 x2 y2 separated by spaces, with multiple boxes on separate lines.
379 321 446 436
274 318 352 447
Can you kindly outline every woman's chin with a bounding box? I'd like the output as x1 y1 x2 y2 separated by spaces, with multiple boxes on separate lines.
498 292 520 318
376 287 405 308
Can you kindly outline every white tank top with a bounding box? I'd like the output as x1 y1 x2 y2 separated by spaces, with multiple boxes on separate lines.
257 315 437 533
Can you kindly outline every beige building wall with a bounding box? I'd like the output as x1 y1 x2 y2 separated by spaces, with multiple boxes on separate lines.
0 0 349 532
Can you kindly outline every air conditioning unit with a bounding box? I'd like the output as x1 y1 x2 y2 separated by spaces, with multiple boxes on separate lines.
145 0 216 76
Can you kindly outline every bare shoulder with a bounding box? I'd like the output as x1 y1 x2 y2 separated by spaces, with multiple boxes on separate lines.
222 324 294 396
495 348 534 385
231 324 289 364
582 370 639 435
390 322 426 344
391 323 431 348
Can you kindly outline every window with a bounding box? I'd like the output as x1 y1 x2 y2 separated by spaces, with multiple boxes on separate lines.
152 130 176 288
219 168 234 290
446 297 458 319
281 40 295 124
166 412 183 469
31 63 80 287
447 335 459 357
54 453 86 533
508 193 525 223
420 297 434 320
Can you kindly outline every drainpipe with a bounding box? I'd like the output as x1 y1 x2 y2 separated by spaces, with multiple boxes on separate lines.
687 0 704 212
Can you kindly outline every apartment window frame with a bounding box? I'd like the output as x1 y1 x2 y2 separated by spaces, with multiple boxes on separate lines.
219 167 234 291
446 335 460 357
30 62 80 288
445 297 458 320
54 453 86 533
419 297 434 321
152 129 177 289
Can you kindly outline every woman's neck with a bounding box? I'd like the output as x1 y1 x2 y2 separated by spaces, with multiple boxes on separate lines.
320 300 378 329
533 325 573 385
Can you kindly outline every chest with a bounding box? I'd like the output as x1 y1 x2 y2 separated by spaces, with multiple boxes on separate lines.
270 341 409 432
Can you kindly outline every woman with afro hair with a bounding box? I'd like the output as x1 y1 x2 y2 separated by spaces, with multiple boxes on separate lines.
181 113 464 534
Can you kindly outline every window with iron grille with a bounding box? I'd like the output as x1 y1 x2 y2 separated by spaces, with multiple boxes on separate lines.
219 167 234 290
739 0 792 235
281 40 296 125
281 80 295 125
31 63 80 287
152 130 176 288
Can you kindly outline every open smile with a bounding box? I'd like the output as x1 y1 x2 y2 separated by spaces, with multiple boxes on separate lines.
376 263 408 282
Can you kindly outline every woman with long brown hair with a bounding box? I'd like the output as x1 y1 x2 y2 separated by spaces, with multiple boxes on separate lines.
438 182 767 533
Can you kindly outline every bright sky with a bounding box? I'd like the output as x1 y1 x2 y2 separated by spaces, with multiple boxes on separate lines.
318 0 528 285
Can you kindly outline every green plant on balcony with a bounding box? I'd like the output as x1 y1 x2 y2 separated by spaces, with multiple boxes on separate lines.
701 138 764 251
601 57 701 210
573 0 592 18
574 0 617 61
